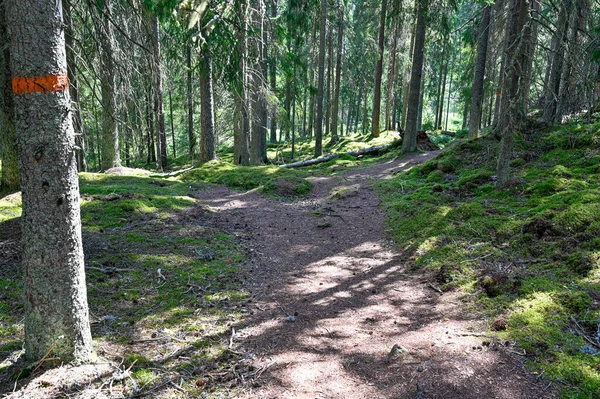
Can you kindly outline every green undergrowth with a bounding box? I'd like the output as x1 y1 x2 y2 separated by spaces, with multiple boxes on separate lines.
377 121 600 398
0 192 21 223
266 130 401 163
180 159 313 199
0 172 250 397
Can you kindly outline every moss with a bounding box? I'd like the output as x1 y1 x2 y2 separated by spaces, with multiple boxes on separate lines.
262 176 312 199
378 123 600 396
553 291 592 314
437 155 461 173
426 170 445 183
328 185 360 199
180 160 308 191
566 252 594 276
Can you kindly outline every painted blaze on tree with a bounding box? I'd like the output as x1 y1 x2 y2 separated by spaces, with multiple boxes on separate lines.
6 0 94 363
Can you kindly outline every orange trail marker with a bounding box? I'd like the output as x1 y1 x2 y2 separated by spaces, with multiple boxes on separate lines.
12 74 69 95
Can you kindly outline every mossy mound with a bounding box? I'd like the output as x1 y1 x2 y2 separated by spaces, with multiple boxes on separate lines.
377 120 600 397
262 176 312 199
180 160 308 191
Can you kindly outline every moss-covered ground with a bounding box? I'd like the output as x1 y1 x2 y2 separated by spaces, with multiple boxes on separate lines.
0 173 252 397
377 121 600 398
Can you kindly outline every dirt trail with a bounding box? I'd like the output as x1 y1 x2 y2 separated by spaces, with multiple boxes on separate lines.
197 152 558 399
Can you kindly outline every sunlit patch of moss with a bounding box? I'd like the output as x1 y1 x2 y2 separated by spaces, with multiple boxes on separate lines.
180 160 309 191
205 290 250 302
130 368 158 386
0 192 21 223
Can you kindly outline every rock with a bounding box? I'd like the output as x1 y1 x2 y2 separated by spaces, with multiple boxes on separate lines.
491 318 508 331
284 315 296 322
578 345 599 355
389 344 409 356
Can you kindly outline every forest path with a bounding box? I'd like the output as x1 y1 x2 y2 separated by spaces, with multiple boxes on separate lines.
196 151 557 399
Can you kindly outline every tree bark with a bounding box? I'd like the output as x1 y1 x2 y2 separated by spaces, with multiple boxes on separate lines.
542 0 570 123
329 4 344 145
269 0 278 143
199 49 216 163
0 3 19 192
98 0 120 171
385 12 399 131
495 0 529 187
402 20 416 129
234 0 250 165
468 5 491 139
250 0 267 165
371 0 387 137
402 0 428 153
314 0 327 157
7 0 94 363
325 23 333 140
64 0 87 172
520 0 540 115
152 16 168 170
187 39 196 156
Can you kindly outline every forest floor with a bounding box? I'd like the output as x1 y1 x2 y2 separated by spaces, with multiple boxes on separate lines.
0 137 566 398
197 150 558 399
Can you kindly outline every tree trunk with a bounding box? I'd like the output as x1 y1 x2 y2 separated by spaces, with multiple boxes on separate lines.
468 5 491 139
64 0 87 172
445 63 453 131
329 5 344 145
314 0 327 157
521 0 540 115
325 23 333 141
436 41 449 130
402 0 428 153
7 0 94 363
199 49 216 163
371 0 387 137
145 85 156 164
234 0 250 165
0 4 19 192
495 0 529 186
385 13 399 131
98 0 120 171
187 39 196 156
402 20 417 129
543 0 570 123
556 2 579 122
152 16 168 170
123 100 132 167
261 4 269 162
250 0 267 165
434 40 447 130
269 0 278 143
169 88 176 159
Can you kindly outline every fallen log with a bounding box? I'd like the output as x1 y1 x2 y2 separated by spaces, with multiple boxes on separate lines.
280 144 390 168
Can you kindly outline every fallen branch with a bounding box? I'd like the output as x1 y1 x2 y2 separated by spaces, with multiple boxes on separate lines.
86 266 133 274
570 316 600 349
280 145 391 168
427 282 443 294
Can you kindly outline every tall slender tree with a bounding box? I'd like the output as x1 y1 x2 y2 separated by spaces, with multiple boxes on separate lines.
329 1 344 145
468 5 491 139
314 0 327 157
371 0 387 137
402 0 428 153
495 0 530 186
